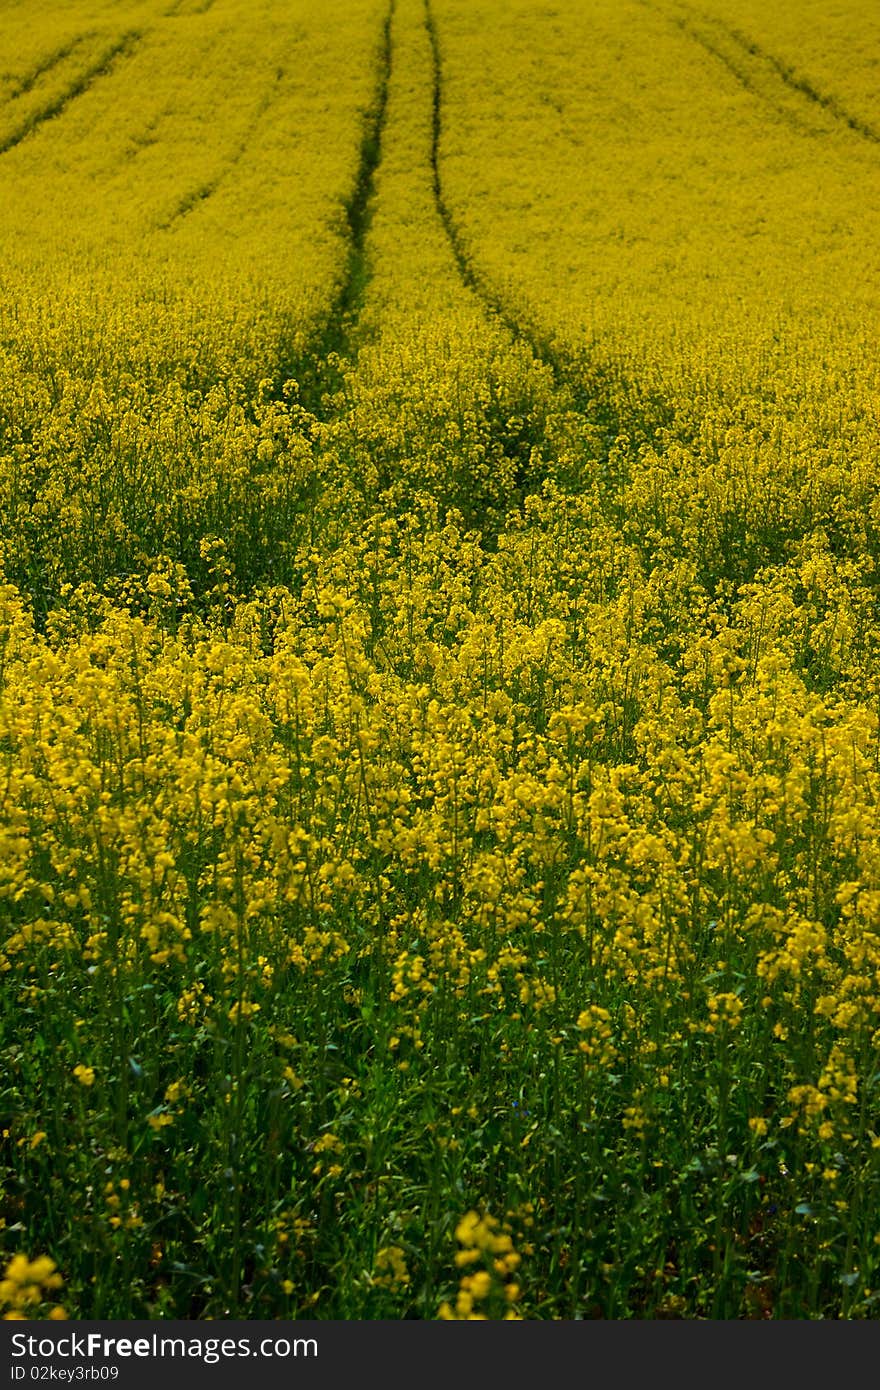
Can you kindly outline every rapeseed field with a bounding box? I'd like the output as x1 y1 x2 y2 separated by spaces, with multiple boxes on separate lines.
2 0 880 1319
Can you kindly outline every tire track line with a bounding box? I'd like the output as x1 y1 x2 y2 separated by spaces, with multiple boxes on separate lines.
425 0 561 375
656 0 880 146
672 12 821 136
286 0 393 405
0 31 143 158
325 0 394 360
719 18 880 145
6 34 90 102
165 0 216 18
423 0 628 443
159 68 287 230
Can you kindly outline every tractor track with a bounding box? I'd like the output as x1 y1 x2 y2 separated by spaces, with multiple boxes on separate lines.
724 20 880 145
423 0 632 445
0 30 143 158
322 0 394 363
656 1 880 146
424 0 581 400
159 69 287 230
282 0 393 407
6 34 90 102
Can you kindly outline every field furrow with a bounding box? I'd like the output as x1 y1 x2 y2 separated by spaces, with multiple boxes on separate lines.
662 1 880 144
697 0 880 140
5 34 89 101
164 0 215 15
159 71 288 229
0 29 142 157
312 0 394 377
724 25 880 145
424 0 613 437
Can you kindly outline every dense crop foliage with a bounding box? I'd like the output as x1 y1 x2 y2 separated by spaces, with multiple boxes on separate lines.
2 0 880 1319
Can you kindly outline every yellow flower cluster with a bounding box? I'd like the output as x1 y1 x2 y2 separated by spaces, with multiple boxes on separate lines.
438 1212 521 1319
1 1254 66 1321
2 0 880 1320
372 1245 410 1292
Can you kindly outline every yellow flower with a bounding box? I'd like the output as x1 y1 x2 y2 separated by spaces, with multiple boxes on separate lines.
373 1246 410 1291
0 1253 64 1318
469 1270 491 1300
